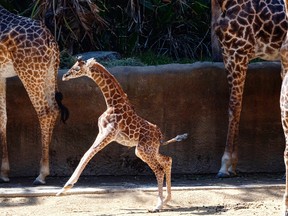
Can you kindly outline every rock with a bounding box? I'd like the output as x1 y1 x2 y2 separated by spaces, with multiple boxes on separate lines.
76 51 121 61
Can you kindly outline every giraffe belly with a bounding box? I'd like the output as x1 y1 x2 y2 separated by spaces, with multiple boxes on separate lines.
0 60 17 78
256 49 280 61
255 41 281 61
116 133 138 147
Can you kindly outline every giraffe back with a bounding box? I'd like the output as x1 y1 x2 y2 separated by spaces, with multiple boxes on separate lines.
0 6 59 78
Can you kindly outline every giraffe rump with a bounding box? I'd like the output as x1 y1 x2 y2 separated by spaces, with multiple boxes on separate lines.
55 92 69 123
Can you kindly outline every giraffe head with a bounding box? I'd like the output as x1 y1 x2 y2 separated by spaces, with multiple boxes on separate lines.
62 57 97 81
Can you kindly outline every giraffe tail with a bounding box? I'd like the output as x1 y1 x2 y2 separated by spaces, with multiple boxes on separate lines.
55 92 69 123
161 133 188 146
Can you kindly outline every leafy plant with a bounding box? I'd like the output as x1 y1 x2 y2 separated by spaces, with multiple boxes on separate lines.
125 0 211 60
59 50 77 69
0 0 31 13
137 51 173 65
2 0 212 62
30 0 108 54
100 57 145 67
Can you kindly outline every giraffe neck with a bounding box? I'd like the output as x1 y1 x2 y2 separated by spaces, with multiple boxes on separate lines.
89 63 128 107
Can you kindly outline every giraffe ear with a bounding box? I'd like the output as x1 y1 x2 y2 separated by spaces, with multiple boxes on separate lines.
76 56 86 65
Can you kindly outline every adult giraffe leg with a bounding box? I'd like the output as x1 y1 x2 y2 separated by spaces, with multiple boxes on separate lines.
15 69 59 184
280 73 288 216
33 108 58 185
0 78 9 183
282 111 288 215
217 55 248 178
280 40 288 216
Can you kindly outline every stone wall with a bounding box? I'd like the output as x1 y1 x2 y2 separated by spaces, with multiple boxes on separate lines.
4 61 284 177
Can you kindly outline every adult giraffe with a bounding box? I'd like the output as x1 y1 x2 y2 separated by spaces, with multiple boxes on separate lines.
0 6 68 184
214 0 288 213
213 0 287 178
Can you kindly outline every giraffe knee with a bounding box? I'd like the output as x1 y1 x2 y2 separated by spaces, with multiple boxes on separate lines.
284 149 288 159
167 156 172 166
157 155 172 169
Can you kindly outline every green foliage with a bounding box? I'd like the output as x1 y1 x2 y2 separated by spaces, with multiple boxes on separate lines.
137 51 173 65
97 0 211 61
2 0 211 63
29 0 108 54
59 50 77 69
100 58 145 67
0 0 30 13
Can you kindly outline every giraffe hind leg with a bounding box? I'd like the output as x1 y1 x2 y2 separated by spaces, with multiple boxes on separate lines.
33 109 59 185
158 155 172 204
15 69 59 185
135 145 172 212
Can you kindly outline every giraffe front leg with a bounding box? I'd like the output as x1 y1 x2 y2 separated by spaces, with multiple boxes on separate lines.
56 146 97 196
282 121 288 216
284 148 288 216
57 131 113 196
280 68 288 216
0 114 9 183
0 78 9 183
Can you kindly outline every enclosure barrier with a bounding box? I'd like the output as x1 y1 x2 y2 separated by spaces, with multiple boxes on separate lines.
5 62 284 177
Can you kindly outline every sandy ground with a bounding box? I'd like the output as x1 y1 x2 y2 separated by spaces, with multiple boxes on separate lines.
0 174 286 216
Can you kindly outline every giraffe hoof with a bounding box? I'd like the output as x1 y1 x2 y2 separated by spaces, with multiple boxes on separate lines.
56 184 73 196
216 172 230 178
216 172 237 178
228 171 237 177
33 178 46 185
0 176 10 183
148 209 160 213
56 190 65 196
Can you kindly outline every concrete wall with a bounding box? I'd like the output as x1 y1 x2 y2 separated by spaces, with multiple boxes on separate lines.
4 61 284 177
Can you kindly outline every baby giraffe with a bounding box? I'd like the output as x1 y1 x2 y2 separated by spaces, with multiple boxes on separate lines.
57 58 187 212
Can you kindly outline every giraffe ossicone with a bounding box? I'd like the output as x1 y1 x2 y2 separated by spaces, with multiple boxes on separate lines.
57 58 187 212
0 6 69 185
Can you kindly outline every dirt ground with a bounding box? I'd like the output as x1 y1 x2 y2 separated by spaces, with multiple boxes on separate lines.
0 174 286 216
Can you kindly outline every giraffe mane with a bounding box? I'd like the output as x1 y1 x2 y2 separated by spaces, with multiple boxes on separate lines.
86 58 97 66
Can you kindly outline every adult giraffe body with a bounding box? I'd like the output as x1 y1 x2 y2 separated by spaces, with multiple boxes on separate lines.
0 6 68 184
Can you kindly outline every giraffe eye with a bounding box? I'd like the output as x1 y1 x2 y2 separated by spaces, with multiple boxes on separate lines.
74 66 80 71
